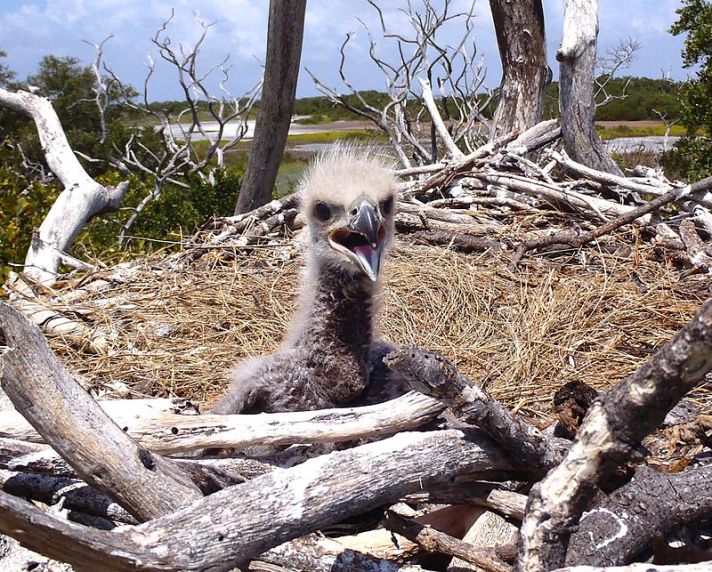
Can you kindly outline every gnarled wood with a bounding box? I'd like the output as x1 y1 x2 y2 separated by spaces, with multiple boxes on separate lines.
518 298 712 572
0 88 129 283
0 430 509 570
386 346 569 478
0 303 202 521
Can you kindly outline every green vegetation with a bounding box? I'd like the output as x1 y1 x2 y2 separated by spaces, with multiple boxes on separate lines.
0 53 244 280
286 129 380 144
595 124 687 140
0 50 15 86
542 78 684 122
0 154 61 282
661 0 712 182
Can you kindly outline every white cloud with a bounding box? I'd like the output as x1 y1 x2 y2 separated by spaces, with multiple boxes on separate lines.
0 0 690 100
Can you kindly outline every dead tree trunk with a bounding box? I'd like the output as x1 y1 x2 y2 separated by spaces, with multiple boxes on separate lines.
0 88 129 283
557 0 622 175
234 0 307 214
489 0 549 139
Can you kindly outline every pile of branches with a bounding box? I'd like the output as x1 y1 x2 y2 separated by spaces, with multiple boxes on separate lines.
2 121 712 571
188 120 712 277
1 291 711 571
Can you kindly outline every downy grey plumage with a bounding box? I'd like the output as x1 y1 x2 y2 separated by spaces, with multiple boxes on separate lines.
210 145 400 414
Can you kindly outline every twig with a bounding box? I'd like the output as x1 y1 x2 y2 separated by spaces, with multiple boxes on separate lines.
384 510 512 572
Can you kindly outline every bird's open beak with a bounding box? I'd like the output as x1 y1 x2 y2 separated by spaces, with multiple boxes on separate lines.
329 201 387 281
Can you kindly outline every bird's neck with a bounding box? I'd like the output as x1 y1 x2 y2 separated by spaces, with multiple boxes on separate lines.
289 258 377 356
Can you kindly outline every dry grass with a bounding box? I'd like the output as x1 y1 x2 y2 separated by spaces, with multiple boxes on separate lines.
45 235 711 421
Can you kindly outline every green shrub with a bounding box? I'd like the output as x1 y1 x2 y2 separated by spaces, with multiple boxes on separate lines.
1 165 244 280
660 137 712 182
0 163 61 282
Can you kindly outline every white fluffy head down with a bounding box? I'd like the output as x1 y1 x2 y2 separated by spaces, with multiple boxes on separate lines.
298 145 398 281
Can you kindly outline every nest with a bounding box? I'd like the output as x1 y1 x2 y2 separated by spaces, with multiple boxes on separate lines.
43 231 711 421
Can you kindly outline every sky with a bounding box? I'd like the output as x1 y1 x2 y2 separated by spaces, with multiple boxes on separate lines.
0 0 692 102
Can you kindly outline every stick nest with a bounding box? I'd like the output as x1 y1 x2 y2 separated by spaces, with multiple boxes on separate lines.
42 232 711 421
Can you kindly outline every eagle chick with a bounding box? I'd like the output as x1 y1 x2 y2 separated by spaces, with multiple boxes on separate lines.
210 146 398 414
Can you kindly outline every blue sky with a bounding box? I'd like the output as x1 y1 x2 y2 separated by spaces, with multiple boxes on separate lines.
0 0 691 101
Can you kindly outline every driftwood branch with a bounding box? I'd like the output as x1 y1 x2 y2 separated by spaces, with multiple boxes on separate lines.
0 430 509 570
511 174 712 266
518 298 712 572
384 509 512 572
385 346 569 477
419 77 464 159
0 303 202 521
0 88 129 283
1 391 444 454
257 534 432 572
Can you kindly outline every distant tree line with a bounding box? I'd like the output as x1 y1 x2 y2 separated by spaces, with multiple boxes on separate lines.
143 78 684 125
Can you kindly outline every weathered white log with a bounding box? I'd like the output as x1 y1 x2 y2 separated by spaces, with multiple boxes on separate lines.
8 294 110 353
1 391 444 454
0 429 509 570
479 172 640 221
0 88 129 283
395 163 447 177
0 398 181 442
518 298 712 572
504 119 561 155
477 489 528 521
448 510 518 571
551 150 712 209
264 505 482 570
0 303 202 521
557 0 622 175
419 77 464 159
256 535 433 571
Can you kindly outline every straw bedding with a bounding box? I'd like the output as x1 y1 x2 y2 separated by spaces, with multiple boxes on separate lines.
45 233 710 421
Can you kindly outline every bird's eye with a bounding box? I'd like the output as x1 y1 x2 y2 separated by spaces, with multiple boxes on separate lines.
314 202 331 221
380 196 394 215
